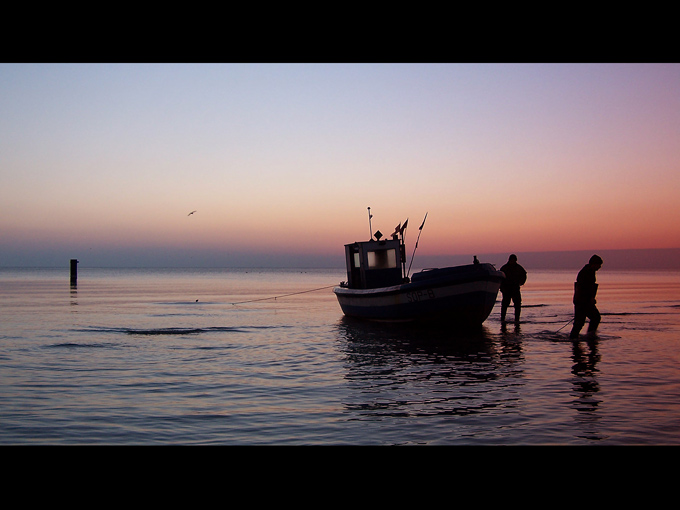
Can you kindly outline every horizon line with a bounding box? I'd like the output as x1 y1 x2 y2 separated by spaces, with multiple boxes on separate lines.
2 247 680 271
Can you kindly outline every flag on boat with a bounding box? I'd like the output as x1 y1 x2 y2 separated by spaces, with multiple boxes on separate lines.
392 219 409 237
419 213 428 230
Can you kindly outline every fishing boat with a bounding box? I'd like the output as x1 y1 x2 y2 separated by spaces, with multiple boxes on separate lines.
333 211 504 324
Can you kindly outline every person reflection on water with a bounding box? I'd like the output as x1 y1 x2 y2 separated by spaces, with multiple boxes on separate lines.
570 254 603 339
500 254 527 324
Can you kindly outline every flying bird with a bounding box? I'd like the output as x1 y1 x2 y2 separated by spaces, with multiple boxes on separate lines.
187 210 197 216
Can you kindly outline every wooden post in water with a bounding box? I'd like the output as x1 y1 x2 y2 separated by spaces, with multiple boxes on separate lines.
70 259 79 286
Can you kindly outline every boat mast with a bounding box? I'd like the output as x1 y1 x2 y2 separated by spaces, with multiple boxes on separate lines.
392 219 408 281
401 226 407 280
367 207 373 240
407 212 427 278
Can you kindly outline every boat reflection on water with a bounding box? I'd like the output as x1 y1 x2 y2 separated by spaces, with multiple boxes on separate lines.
335 316 526 430
336 315 497 359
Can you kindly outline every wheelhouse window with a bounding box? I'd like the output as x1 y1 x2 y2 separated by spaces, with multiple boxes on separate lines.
367 248 397 269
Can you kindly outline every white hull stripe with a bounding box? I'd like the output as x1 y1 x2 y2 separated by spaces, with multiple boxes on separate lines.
334 280 500 308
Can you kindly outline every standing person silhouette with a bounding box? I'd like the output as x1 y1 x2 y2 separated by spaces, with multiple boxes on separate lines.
500 254 527 324
570 255 603 339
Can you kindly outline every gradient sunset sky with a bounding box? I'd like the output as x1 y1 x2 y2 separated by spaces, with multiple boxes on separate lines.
1 63 679 267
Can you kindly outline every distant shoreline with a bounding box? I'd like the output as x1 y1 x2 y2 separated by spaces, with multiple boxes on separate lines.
426 248 680 271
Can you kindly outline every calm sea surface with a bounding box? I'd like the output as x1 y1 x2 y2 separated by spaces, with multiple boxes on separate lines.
1 266 679 445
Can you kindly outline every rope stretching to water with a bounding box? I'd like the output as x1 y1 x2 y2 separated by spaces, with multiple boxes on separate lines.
555 318 574 333
230 284 337 305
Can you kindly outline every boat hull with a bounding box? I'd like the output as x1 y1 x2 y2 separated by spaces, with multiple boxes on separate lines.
334 263 504 324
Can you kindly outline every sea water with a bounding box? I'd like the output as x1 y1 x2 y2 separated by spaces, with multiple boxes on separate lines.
1 266 679 445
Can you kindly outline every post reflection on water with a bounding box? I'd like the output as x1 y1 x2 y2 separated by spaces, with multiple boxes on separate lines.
335 317 526 423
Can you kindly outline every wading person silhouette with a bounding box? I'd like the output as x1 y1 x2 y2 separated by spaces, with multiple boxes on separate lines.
570 254 603 339
500 254 527 324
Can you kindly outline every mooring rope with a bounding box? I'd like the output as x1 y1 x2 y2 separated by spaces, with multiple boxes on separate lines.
230 284 337 305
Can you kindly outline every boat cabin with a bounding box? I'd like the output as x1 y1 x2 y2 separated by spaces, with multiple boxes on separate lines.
343 236 406 289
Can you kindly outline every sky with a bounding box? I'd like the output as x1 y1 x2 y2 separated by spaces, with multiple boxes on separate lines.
1 63 679 268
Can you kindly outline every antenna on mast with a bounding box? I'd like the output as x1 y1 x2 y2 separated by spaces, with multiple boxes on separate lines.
367 207 373 240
